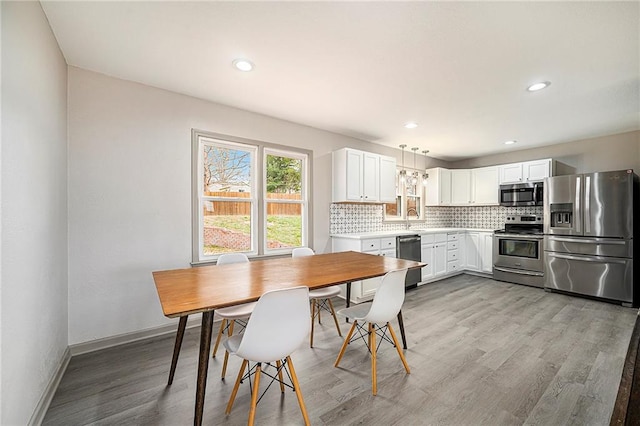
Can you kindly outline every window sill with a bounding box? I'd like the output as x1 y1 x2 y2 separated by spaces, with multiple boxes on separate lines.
191 252 294 267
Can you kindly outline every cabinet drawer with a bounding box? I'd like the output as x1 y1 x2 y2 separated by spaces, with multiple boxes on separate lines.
447 241 459 250
421 234 435 245
447 260 461 272
380 237 396 250
447 233 459 241
435 233 447 243
448 249 459 261
380 248 396 257
360 239 380 251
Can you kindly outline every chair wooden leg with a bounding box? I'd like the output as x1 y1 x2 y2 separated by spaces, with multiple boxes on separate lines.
317 300 322 324
327 298 342 337
212 319 226 358
248 363 262 426
287 356 310 426
310 300 316 348
221 320 235 379
370 322 377 395
387 322 410 374
335 321 357 367
225 359 247 415
276 360 285 393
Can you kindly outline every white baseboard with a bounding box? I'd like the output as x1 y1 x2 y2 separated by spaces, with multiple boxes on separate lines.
29 347 71 426
69 316 203 356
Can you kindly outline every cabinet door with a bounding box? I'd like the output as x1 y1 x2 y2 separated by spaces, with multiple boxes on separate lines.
472 166 499 205
440 169 452 205
434 243 447 276
379 155 397 203
499 163 523 184
421 244 434 281
345 149 363 201
362 152 379 201
481 233 494 273
465 232 481 271
524 159 551 182
451 169 471 205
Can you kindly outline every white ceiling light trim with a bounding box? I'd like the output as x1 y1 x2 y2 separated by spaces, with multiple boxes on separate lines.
527 81 551 92
404 122 418 129
504 140 517 145
233 59 254 72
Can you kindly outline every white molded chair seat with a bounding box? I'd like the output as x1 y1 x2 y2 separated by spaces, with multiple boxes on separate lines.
223 286 311 426
212 252 255 380
291 247 343 347
308 286 341 299
334 268 410 395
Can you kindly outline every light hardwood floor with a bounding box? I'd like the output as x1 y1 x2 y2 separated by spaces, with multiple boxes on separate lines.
43 275 638 425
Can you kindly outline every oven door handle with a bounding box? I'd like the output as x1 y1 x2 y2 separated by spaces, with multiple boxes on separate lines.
494 234 543 240
494 266 544 277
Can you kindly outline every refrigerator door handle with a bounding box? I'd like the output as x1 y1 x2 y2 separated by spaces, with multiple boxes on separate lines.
548 237 627 245
585 175 591 234
575 176 581 233
548 253 627 265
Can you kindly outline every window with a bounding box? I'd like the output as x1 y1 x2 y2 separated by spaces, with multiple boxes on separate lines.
193 131 311 262
384 167 423 221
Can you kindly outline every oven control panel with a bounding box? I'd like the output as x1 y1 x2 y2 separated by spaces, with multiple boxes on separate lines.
505 215 542 224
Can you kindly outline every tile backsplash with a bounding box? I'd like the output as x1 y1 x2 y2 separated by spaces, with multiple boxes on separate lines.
330 203 543 234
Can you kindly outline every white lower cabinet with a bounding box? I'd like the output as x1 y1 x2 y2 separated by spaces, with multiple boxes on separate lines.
332 236 396 303
464 231 494 273
419 230 494 285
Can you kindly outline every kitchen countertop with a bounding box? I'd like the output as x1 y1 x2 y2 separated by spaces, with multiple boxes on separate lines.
331 228 495 239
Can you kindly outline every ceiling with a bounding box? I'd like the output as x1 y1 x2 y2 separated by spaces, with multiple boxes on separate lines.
41 1 640 161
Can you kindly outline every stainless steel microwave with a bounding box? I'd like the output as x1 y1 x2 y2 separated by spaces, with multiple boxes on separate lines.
499 182 543 206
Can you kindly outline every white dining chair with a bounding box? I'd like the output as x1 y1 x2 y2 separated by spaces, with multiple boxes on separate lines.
212 252 257 380
291 247 343 347
334 268 410 395
224 286 311 426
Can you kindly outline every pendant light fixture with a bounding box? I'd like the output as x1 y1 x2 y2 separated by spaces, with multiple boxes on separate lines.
422 150 430 185
410 147 419 186
398 144 407 184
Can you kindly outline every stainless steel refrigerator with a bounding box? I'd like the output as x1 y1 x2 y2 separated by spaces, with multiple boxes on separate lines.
543 169 638 307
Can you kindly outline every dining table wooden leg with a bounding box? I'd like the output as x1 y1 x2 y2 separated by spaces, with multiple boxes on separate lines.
194 310 214 426
168 315 188 385
397 310 407 349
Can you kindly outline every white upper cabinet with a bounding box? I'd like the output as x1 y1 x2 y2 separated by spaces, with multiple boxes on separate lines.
451 169 472 205
332 148 396 203
499 159 552 184
471 166 499 205
425 167 451 206
379 154 397 202
361 152 380 201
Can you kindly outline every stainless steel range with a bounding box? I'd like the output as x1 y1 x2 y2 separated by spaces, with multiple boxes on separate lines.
493 215 545 288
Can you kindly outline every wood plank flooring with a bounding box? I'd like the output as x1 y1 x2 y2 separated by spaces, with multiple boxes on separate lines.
43 275 638 425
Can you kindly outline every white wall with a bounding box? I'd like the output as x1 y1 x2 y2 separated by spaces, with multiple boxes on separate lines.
1 2 69 424
67 67 408 344
450 130 640 173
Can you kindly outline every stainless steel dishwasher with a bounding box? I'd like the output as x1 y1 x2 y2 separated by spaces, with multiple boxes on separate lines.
396 235 422 289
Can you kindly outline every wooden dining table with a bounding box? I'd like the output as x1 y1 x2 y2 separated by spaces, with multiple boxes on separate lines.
152 250 424 426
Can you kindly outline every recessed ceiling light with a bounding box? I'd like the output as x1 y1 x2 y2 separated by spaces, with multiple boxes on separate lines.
404 122 418 129
233 59 254 72
527 81 550 92
504 140 517 145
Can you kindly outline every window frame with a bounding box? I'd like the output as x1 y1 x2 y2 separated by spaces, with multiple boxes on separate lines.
384 166 424 222
192 130 313 264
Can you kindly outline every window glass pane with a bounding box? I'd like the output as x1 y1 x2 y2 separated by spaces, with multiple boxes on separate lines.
384 196 402 219
266 154 302 200
266 202 302 249
202 201 252 255
406 196 421 219
202 144 252 196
